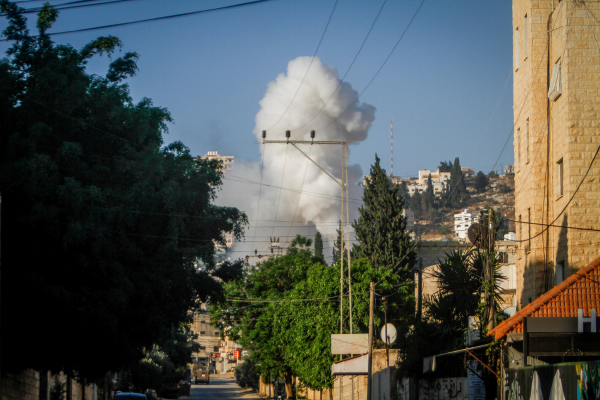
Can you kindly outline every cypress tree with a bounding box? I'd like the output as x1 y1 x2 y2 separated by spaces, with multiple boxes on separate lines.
423 173 435 211
332 221 342 265
352 155 416 275
314 231 324 260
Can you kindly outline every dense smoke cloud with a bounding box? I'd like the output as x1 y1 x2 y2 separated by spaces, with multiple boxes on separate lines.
217 56 376 261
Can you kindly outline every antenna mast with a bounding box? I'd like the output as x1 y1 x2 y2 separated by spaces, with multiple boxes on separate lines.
390 119 394 177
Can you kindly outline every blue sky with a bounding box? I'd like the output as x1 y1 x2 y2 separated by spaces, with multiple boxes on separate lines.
1 0 515 177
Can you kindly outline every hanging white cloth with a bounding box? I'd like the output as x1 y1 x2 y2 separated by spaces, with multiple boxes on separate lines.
530 371 543 400
549 370 565 400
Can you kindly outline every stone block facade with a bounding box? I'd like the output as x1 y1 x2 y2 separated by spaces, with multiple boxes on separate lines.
512 0 600 308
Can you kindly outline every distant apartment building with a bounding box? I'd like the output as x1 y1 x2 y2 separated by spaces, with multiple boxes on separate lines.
512 0 600 307
418 169 451 185
407 181 446 196
203 151 234 173
454 209 479 240
190 304 221 374
503 164 514 175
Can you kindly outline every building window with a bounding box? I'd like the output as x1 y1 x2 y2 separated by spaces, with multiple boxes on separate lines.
200 331 205 335
523 14 528 59
527 208 531 253
556 158 564 197
526 119 530 163
213 346 219 352
548 59 562 100
515 28 520 70
215 332 220 336
556 261 565 284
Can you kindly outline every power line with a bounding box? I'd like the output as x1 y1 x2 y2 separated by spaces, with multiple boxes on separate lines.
262 0 340 132
0 0 278 41
289 0 388 132
507 218 600 233
7 0 139 15
512 143 600 243
314 0 426 132
223 175 364 203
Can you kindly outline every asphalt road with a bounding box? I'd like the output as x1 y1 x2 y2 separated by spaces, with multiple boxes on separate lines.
185 374 261 400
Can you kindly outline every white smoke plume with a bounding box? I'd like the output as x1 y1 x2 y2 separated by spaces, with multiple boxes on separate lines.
217 56 376 261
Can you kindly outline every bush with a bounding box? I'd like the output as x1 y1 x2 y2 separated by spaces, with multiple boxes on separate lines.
438 225 451 235
234 360 259 392
499 184 511 193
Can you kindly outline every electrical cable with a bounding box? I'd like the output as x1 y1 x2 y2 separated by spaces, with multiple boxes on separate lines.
512 143 599 243
8 0 140 15
507 218 600 233
314 0 426 132
250 143 267 252
289 0 388 132
268 144 290 240
285 145 313 241
223 176 364 204
262 0 340 132
0 0 278 41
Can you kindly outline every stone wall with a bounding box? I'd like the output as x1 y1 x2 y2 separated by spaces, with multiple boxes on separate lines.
512 0 600 308
1 370 97 400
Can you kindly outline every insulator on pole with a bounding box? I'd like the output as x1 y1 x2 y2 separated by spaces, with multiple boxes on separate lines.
310 130 315 139
286 130 291 139
262 130 266 139
255 249 257 255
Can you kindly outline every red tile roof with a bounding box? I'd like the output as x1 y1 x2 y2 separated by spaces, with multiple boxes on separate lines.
488 256 600 340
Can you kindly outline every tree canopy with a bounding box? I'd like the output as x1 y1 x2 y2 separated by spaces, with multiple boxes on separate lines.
352 155 415 277
1 1 246 379
314 231 324 260
215 243 411 394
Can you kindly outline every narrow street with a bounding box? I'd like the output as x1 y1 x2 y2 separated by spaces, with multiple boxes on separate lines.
185 374 261 400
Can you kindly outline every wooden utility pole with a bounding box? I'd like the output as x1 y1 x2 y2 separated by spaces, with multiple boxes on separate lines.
383 297 389 368
416 259 423 320
486 209 496 331
367 282 374 400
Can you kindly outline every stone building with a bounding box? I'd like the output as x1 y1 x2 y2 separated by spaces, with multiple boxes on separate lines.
202 151 234 173
453 209 479 240
190 304 221 374
512 0 600 307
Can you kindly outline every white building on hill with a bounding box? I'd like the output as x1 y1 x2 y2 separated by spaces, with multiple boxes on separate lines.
454 209 479 240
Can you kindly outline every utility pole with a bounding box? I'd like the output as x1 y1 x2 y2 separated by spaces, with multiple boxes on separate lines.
417 259 423 320
486 209 496 331
383 297 389 368
261 130 353 337
367 282 374 400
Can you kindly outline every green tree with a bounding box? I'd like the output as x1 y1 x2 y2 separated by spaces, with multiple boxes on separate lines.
352 155 416 276
475 171 489 193
314 231 324 260
332 221 342 265
0 2 247 379
217 252 410 394
437 160 453 172
288 234 312 253
423 173 435 211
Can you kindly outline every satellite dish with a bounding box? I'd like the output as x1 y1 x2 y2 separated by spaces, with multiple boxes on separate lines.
380 323 397 345
467 223 489 248
503 306 517 317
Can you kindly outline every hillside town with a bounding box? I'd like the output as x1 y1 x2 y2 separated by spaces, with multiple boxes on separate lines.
2 1 599 400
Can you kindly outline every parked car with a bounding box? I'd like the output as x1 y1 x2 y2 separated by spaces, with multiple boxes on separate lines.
114 393 147 400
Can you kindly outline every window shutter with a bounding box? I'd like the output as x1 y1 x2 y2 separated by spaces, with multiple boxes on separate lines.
548 61 562 100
